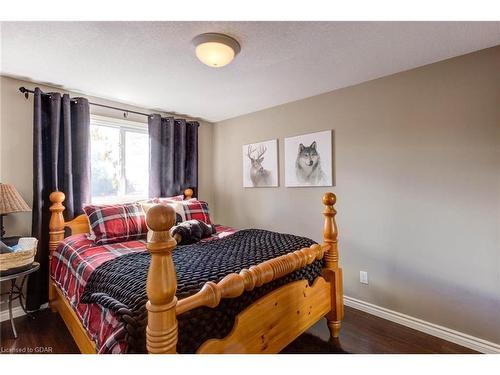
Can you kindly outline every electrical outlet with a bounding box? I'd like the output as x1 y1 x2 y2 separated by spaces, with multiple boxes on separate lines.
360 271 369 285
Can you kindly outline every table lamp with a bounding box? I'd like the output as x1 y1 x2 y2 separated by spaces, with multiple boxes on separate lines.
0 183 31 241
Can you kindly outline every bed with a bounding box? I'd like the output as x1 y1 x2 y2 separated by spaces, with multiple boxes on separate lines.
47 189 344 354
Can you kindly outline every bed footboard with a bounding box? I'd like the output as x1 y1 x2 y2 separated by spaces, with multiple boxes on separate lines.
321 193 344 338
145 205 179 354
145 192 344 354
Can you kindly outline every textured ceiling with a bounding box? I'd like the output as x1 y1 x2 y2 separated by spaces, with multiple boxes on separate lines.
1 22 499 122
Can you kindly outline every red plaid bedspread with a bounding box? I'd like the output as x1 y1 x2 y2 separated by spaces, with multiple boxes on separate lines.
50 224 237 354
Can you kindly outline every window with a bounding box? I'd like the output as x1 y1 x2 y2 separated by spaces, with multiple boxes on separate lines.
90 115 149 204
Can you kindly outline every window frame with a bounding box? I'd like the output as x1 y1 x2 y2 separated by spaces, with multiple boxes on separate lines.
90 114 149 204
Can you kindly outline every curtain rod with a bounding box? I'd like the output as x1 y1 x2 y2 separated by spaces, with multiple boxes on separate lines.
19 86 153 118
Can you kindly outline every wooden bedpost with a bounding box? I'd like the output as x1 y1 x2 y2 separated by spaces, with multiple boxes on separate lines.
184 188 193 199
322 192 344 339
48 191 66 312
145 204 178 354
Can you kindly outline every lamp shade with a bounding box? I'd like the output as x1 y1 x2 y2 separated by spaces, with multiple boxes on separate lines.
192 33 241 68
0 183 31 214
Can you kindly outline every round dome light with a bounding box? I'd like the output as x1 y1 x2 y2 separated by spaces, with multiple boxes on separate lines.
192 33 241 68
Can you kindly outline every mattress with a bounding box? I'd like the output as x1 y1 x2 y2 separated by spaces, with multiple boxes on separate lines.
50 224 236 353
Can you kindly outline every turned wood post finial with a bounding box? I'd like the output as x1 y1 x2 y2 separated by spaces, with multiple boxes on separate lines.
184 188 194 200
49 191 66 227
322 192 336 207
49 191 66 250
146 204 179 354
321 192 344 339
49 190 66 206
48 191 66 311
322 192 338 269
146 204 176 234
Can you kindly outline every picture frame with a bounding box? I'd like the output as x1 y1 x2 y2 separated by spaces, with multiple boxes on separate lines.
242 139 279 187
284 130 333 187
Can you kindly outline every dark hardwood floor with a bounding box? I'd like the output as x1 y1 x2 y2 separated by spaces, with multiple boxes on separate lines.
326 307 477 354
0 306 477 354
1 309 79 354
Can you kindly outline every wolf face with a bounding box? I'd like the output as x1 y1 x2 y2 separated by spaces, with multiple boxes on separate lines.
297 141 320 168
295 141 326 184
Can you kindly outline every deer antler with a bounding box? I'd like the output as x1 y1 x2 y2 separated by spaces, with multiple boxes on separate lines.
247 145 256 160
256 145 267 159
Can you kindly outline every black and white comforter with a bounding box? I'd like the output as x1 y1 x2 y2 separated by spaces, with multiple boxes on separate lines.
81 229 323 353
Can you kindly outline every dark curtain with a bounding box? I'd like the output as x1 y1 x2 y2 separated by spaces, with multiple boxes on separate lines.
148 114 199 198
27 87 90 310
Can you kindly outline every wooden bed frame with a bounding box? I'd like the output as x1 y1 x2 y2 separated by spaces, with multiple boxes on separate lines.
47 189 344 354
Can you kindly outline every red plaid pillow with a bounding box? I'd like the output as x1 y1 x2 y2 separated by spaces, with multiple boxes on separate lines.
181 200 212 225
83 203 148 245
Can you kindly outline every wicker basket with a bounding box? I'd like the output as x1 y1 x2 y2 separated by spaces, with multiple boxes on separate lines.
0 237 38 272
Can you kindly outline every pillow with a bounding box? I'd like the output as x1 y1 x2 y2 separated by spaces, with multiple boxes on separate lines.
83 202 148 245
141 199 212 229
136 198 157 204
179 200 212 225
156 195 185 202
86 215 96 241
148 198 212 225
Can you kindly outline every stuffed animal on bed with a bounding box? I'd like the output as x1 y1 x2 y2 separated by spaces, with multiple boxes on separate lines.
171 220 216 245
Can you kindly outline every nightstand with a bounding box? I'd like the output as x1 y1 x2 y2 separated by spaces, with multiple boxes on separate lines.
0 262 40 339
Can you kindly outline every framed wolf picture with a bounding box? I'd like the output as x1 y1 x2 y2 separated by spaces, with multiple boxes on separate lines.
242 139 279 187
284 130 333 187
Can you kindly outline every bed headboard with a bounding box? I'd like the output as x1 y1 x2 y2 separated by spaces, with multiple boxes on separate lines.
48 188 194 256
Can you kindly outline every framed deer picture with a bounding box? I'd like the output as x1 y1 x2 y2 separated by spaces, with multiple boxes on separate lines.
242 139 279 187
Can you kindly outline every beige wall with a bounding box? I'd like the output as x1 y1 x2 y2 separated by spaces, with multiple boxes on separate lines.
0 76 214 237
213 47 500 343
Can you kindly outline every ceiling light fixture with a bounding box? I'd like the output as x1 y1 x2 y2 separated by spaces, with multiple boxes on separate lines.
192 33 241 68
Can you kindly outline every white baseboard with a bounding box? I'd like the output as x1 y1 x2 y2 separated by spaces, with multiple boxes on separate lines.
344 295 500 354
0 303 48 323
